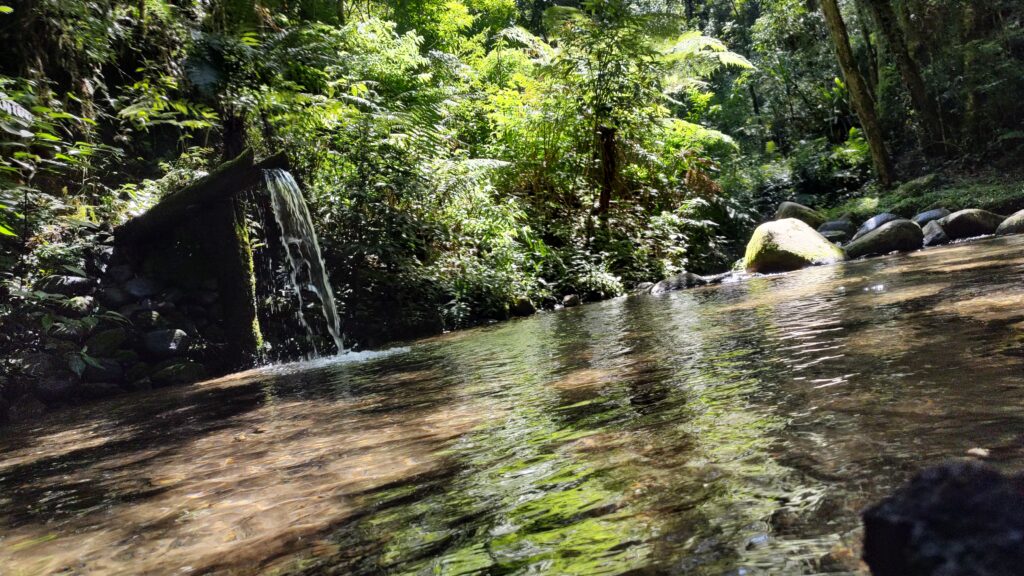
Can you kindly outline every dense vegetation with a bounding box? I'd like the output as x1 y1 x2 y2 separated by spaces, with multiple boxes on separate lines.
2 0 1023 359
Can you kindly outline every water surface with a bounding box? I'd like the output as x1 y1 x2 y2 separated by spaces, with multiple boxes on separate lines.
2 236 1024 575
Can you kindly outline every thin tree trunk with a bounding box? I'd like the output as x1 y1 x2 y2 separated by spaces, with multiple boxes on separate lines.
854 0 880 96
820 0 895 187
864 0 947 156
596 126 617 216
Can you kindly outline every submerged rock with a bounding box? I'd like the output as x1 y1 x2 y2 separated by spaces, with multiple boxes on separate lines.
844 219 923 259
562 294 581 308
775 201 826 228
940 209 1005 240
853 213 901 241
651 272 707 294
995 208 1024 236
923 220 950 247
744 219 845 273
911 208 950 227
818 220 857 243
862 460 1024 576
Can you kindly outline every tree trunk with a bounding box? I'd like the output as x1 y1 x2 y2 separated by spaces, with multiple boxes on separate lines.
854 0 880 96
596 125 617 216
864 0 947 156
820 0 895 187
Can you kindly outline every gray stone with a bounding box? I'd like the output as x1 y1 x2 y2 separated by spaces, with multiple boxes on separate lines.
562 294 581 308
817 220 857 243
37 275 95 296
923 220 949 247
511 297 537 317
744 219 845 273
911 208 951 227
940 209 1006 240
85 327 128 357
124 277 161 299
844 219 923 259
651 272 707 294
142 329 190 358
775 201 826 228
853 213 901 241
995 208 1024 236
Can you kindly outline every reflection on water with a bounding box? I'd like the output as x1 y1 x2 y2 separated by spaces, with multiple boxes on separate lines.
2 236 1024 575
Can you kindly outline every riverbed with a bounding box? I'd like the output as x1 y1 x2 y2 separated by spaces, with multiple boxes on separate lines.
2 235 1023 575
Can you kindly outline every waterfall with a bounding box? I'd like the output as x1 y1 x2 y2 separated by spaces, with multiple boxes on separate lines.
263 169 345 355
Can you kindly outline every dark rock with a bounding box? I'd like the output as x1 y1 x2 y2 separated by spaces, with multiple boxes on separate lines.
131 310 163 330
563 294 581 308
911 208 951 227
651 272 708 294
817 220 857 243
863 460 1024 576
37 275 95 297
701 272 733 285
845 219 923 259
142 329 190 358
940 209 1006 240
923 220 950 247
150 360 207 387
995 208 1024 236
84 358 124 383
124 277 161 299
633 282 655 294
0 396 8 424
162 287 184 303
744 219 845 273
511 297 537 317
112 349 139 365
78 381 123 400
106 264 133 283
85 327 128 357
126 362 152 383
98 285 131 308
8 394 47 422
775 201 826 228
18 352 63 379
193 291 218 306
34 372 78 404
853 213 901 241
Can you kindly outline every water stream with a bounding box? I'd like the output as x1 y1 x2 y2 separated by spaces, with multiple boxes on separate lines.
1 235 1023 574
264 169 345 355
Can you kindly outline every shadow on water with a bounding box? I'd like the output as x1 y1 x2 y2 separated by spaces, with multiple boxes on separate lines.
2 236 1024 575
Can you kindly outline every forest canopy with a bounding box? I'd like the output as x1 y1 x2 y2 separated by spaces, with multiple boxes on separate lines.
2 0 1023 351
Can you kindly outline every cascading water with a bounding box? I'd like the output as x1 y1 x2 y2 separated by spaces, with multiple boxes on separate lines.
263 169 345 355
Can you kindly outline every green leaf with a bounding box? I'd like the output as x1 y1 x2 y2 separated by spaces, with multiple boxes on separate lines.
34 132 61 142
0 6 13 14
0 222 14 236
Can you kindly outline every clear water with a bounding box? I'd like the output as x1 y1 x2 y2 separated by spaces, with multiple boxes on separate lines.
2 236 1023 575
264 169 345 354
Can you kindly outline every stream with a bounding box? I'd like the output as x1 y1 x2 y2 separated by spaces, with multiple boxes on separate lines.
2 235 1023 575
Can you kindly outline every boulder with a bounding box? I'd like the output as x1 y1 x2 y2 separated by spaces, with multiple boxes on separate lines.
922 220 949 247
511 297 536 317
632 282 655 294
863 461 1024 576
744 218 845 273
775 201 826 228
142 329 190 358
106 264 133 283
817 220 857 243
8 394 47 422
150 360 207 387
940 209 1005 240
995 208 1024 236
83 358 124 383
562 294 581 308
34 372 78 404
98 285 131 308
85 327 128 357
844 219 923 259
853 213 901 241
911 208 950 227
36 275 95 297
650 272 707 294
124 277 161 299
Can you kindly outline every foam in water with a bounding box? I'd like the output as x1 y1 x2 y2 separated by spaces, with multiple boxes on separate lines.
263 169 345 354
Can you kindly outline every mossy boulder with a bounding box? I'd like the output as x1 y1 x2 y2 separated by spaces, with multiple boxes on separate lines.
845 219 924 259
775 201 826 228
995 209 1024 236
511 297 536 317
744 218 845 273
940 209 1005 240
85 327 128 357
